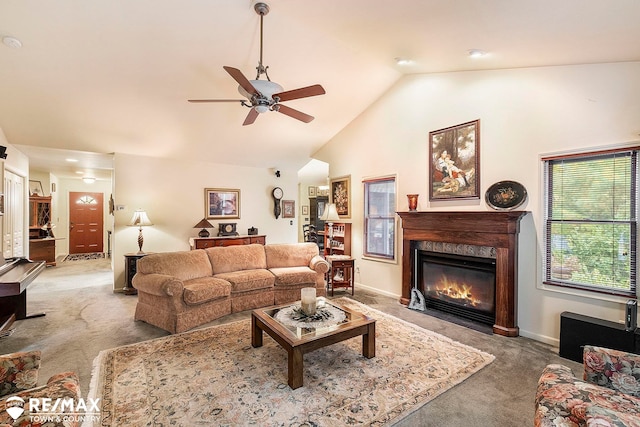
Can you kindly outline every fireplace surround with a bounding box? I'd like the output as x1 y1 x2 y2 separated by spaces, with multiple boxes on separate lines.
397 211 527 337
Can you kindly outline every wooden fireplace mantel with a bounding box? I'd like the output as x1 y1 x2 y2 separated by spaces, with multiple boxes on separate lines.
397 210 528 337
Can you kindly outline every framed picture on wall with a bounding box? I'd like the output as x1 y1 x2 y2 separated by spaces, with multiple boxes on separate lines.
429 119 480 201
301 205 309 216
308 186 317 197
330 175 351 218
282 200 295 218
205 188 240 219
29 180 45 196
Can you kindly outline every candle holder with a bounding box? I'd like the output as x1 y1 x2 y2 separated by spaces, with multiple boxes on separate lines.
407 194 419 211
300 287 317 316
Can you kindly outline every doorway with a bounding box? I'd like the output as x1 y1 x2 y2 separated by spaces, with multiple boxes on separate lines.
69 192 104 254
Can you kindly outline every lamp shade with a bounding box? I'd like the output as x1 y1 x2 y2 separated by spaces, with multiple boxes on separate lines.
193 218 214 229
320 203 340 222
128 210 153 227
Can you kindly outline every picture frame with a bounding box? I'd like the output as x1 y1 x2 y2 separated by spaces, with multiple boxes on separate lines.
205 188 240 219
308 186 317 197
330 175 351 218
282 200 295 218
429 119 480 201
301 205 309 216
29 180 45 196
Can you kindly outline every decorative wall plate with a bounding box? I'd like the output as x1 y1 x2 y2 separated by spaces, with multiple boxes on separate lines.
485 180 527 210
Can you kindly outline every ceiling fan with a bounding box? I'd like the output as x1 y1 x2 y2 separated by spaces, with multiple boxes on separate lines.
188 2 325 126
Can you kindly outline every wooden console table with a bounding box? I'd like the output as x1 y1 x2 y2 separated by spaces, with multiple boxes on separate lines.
189 235 266 249
326 255 355 296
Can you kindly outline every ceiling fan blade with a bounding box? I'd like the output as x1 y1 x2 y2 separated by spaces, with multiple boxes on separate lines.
243 108 259 126
276 104 314 123
223 66 259 97
273 84 325 102
188 99 246 103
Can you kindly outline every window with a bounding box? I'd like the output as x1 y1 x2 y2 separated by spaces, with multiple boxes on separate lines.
543 147 638 297
363 176 396 260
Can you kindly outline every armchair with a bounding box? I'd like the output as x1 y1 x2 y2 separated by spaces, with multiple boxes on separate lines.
0 350 81 427
535 345 640 426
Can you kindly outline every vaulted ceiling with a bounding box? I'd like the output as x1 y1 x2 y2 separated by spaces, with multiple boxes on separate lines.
1 0 639 179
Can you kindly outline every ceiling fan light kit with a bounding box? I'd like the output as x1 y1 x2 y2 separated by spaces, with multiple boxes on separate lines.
188 2 325 126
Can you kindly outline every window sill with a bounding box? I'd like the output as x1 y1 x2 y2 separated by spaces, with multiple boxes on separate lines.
537 282 636 305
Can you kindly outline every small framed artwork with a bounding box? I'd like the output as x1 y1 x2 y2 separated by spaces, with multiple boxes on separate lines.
29 180 45 196
282 200 295 218
429 119 480 201
330 175 351 218
308 186 317 197
301 205 309 216
205 188 240 220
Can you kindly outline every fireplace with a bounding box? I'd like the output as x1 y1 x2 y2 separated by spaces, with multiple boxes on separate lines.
397 211 527 337
417 250 496 325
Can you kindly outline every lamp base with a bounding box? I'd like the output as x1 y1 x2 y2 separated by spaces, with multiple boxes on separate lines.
198 228 210 237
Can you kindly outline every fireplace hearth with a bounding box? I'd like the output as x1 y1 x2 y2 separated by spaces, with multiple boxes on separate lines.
398 211 527 337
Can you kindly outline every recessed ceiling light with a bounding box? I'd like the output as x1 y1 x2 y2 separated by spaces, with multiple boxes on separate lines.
66 158 78 162
82 177 96 184
394 57 413 66
2 36 22 49
468 49 487 58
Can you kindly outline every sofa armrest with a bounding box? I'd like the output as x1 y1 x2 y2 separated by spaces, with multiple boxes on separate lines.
583 345 640 397
0 351 41 398
132 273 184 297
309 255 330 274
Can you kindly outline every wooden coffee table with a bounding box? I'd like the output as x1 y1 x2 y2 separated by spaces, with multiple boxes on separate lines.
251 299 376 389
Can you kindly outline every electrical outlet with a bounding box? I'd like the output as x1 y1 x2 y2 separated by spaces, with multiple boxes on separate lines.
356 266 360 273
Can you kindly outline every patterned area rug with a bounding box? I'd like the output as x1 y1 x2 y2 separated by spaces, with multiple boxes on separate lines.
85 298 494 426
63 252 105 261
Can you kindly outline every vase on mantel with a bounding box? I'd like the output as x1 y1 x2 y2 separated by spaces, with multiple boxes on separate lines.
407 194 419 211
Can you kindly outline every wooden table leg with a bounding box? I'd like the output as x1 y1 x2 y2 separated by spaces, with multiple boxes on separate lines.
288 347 304 389
251 315 263 348
362 322 376 358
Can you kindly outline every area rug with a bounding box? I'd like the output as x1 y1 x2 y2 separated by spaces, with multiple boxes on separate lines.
84 298 494 426
63 252 105 261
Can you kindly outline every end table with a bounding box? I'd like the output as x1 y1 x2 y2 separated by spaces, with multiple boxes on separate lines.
123 252 152 295
326 255 355 296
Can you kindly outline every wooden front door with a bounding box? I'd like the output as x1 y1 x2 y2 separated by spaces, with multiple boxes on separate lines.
69 192 104 254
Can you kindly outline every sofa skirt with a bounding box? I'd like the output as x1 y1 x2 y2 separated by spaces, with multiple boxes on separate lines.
231 288 275 313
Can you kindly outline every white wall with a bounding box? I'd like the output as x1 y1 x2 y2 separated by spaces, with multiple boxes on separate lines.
112 153 299 291
314 62 640 345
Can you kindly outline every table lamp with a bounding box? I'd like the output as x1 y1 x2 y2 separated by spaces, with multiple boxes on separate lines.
193 218 214 237
320 203 340 254
128 209 153 253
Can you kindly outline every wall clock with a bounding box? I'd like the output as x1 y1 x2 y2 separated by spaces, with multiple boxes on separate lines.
272 187 283 219
218 222 239 236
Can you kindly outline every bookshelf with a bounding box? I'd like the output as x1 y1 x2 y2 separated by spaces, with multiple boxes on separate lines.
323 222 351 256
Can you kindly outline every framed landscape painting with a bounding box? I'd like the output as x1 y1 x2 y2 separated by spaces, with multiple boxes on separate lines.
330 175 351 218
429 119 480 201
205 188 240 219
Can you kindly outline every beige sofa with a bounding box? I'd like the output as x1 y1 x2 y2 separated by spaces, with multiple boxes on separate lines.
133 243 329 334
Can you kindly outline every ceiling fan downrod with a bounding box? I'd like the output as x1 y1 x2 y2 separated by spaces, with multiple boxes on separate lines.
254 2 270 81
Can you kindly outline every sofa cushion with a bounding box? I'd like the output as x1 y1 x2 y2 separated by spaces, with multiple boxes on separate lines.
206 244 267 275
137 250 212 281
214 269 274 294
269 266 317 287
264 243 319 268
182 277 231 305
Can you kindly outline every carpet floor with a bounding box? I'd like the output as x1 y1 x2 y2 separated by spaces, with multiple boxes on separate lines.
85 298 494 426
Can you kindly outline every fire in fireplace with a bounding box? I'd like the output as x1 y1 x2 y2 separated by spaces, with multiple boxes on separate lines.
417 250 496 325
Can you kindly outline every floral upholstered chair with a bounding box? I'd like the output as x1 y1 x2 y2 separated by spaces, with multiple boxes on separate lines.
0 350 81 427
535 345 640 426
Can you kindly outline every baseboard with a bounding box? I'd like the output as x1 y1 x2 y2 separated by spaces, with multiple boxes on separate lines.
354 282 400 299
519 329 559 347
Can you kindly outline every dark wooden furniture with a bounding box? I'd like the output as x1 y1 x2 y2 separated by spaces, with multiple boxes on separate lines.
251 300 375 389
29 196 58 266
309 196 328 233
189 234 266 249
0 257 46 333
323 222 351 256
397 211 527 337
326 256 355 296
123 252 152 295
560 312 640 362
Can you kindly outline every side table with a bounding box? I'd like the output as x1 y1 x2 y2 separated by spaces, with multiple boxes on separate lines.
123 252 153 295
326 255 355 296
